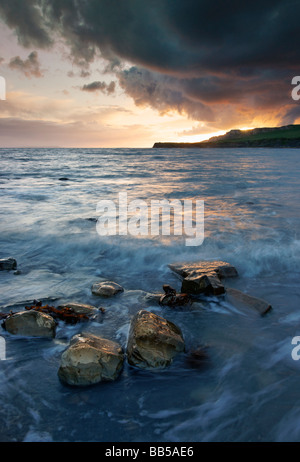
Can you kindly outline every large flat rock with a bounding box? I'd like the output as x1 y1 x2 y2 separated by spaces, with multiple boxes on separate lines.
225 288 272 316
169 261 238 279
127 310 185 370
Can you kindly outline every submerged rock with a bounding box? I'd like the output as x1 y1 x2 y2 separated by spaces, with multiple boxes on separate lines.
225 288 272 316
58 333 124 386
0 258 17 271
169 260 238 296
91 281 124 297
141 292 162 304
85 217 97 223
184 346 210 370
126 310 185 370
4 310 56 338
57 302 102 318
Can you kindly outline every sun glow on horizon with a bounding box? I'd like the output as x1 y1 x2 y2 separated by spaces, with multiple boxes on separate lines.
175 124 262 144
239 126 254 131
176 130 227 143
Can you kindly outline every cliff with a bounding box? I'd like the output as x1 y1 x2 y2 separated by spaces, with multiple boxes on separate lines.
153 124 300 148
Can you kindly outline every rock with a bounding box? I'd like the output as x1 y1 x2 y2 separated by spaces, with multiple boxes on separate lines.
85 217 97 223
215 265 238 279
162 284 177 295
0 258 17 271
182 273 225 295
57 302 101 318
4 310 56 338
169 260 238 296
141 292 162 304
159 285 192 308
25 302 93 324
91 281 124 297
126 310 185 370
169 260 238 279
58 333 124 386
160 292 192 307
225 288 272 316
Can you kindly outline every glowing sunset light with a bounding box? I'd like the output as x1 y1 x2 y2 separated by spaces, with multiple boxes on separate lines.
176 130 227 143
0 2 299 147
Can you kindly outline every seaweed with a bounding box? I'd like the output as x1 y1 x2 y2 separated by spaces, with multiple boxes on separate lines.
0 311 15 321
25 302 90 324
159 285 191 308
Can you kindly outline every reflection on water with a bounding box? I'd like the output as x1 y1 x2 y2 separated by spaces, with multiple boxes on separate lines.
0 147 300 442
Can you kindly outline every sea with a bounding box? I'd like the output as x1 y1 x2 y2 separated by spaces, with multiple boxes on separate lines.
0 147 299 442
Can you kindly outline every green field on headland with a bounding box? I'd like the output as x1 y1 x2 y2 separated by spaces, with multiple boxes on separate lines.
153 124 300 148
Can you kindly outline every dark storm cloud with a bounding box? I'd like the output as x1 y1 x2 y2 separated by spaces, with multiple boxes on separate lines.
0 0 52 48
9 51 43 78
1 0 300 124
117 67 215 121
30 0 300 74
82 80 116 95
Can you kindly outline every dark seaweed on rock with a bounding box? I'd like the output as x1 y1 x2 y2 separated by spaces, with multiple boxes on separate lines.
159 285 192 308
25 303 90 324
0 311 15 321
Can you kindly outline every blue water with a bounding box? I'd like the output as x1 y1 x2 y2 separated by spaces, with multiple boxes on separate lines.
0 147 300 442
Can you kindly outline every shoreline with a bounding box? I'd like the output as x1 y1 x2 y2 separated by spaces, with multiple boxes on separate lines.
153 141 300 148
153 123 300 149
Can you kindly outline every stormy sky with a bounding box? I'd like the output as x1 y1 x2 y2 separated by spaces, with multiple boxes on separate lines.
0 0 299 147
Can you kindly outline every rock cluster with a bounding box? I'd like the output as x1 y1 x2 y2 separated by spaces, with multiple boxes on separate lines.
168 260 271 315
57 309 186 386
0 260 273 388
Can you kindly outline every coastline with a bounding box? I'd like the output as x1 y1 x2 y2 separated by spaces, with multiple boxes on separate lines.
153 124 300 148
153 139 300 148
